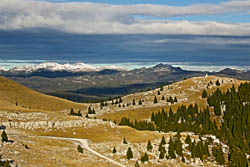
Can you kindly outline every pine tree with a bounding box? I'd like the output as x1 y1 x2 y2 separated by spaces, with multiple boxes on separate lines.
141 154 145 163
138 99 142 105
168 137 176 159
158 90 161 95
174 96 178 103
1 131 8 143
146 140 153 151
112 147 117 153
202 89 208 98
191 142 196 158
126 147 133 160
70 108 74 115
77 145 83 153
159 151 165 159
161 96 165 100
133 99 136 105
212 145 225 165
216 80 220 86
153 96 158 104
158 143 166 153
77 110 82 117
175 137 183 156
144 152 149 161
185 135 191 145
119 97 123 103
123 137 128 144
160 136 166 145
88 106 92 113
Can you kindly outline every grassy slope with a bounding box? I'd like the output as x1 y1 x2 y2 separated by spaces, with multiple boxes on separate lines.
98 76 246 122
0 76 85 111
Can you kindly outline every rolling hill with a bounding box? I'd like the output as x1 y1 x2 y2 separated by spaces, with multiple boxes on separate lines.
0 76 85 111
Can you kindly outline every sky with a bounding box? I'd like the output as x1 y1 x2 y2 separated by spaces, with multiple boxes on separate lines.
1 0 250 35
0 0 250 70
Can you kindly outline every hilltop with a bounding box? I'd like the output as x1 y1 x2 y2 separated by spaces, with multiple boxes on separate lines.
0 76 85 111
96 75 244 122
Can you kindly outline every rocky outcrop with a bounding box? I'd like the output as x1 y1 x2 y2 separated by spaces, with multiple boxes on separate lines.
1 119 115 130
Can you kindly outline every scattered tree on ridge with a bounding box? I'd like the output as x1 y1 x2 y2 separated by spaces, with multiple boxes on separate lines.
126 147 133 160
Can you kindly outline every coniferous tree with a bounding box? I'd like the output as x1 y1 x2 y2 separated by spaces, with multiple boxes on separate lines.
153 96 158 104
175 136 183 156
146 140 153 151
119 97 123 103
161 96 165 100
216 80 220 86
70 108 74 115
159 151 165 159
160 136 166 145
138 99 142 105
77 145 83 153
168 137 176 159
212 145 225 165
77 110 82 117
112 147 117 153
1 131 8 143
158 143 166 153
185 135 191 145
133 99 136 105
202 89 208 98
141 155 145 163
123 137 128 144
144 152 149 162
191 142 196 158
157 90 161 95
141 152 148 162
126 147 133 160
88 106 92 113
174 96 178 103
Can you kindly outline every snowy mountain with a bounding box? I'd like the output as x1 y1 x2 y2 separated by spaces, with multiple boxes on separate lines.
6 62 126 73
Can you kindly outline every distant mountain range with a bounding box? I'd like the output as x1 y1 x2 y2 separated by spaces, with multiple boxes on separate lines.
0 62 249 102
0 62 125 77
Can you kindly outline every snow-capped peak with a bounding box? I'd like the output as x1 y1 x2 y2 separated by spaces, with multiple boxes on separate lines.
8 62 126 73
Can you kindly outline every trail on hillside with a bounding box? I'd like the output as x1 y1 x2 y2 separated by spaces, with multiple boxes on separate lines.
38 136 127 167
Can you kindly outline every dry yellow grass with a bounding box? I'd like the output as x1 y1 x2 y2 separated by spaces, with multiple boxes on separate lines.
33 124 162 143
98 76 245 122
0 76 86 112
4 129 118 167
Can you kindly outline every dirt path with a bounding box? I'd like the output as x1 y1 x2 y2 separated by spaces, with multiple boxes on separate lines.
39 136 127 167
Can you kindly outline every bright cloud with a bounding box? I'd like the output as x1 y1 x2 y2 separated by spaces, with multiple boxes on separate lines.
0 0 250 35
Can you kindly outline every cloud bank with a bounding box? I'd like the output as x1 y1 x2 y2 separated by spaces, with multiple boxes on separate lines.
1 0 250 35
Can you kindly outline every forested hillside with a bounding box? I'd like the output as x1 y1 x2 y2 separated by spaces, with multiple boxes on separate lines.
119 83 250 166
